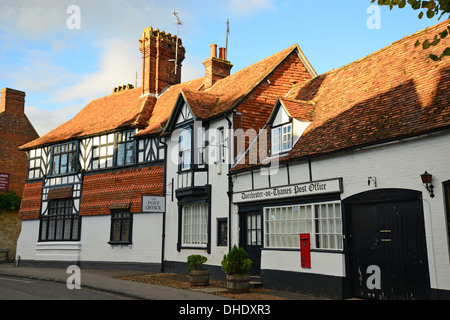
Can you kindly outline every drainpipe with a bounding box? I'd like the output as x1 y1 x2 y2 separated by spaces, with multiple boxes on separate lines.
159 137 168 272
225 112 233 252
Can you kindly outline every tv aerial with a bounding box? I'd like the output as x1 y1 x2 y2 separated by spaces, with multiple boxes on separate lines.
172 10 183 75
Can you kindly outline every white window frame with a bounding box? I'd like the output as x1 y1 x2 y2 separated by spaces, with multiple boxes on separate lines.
181 203 208 246
179 128 192 171
271 123 292 155
264 201 343 250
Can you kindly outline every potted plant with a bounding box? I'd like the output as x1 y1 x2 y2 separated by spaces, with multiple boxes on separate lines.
187 254 209 287
221 245 252 293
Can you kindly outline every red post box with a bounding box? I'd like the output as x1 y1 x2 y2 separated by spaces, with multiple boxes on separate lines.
300 234 311 268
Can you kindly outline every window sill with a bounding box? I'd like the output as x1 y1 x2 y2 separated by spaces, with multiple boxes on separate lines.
108 241 133 247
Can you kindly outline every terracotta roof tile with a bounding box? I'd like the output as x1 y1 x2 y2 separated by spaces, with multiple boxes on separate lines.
79 165 164 216
279 98 314 121
18 181 42 220
284 20 450 161
21 87 153 149
136 44 307 136
232 20 450 172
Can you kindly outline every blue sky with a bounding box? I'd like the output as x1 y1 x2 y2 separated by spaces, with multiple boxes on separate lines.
0 0 444 136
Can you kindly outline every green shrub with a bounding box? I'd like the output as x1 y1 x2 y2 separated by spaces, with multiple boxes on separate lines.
0 191 22 212
187 254 207 271
221 245 252 275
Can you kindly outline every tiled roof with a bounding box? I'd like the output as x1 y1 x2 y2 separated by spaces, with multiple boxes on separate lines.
283 20 450 162
136 44 311 136
20 42 312 148
20 87 152 150
234 20 450 171
279 98 314 122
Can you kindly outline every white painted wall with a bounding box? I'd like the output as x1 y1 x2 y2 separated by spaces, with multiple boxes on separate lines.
16 213 163 264
232 131 450 291
164 116 231 268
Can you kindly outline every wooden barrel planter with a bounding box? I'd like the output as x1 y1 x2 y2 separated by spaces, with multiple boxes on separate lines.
189 269 210 287
226 274 250 293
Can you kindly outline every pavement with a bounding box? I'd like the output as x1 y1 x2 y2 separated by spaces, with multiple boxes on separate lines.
0 263 325 300
0 263 228 300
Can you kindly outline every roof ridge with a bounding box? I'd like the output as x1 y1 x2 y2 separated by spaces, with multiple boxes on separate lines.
322 19 450 77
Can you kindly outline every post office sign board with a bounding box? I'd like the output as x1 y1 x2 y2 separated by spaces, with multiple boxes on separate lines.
142 196 165 213
0 173 10 192
233 178 343 204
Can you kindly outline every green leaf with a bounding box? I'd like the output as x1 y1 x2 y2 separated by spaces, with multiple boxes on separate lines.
443 47 450 56
440 29 448 39
415 39 422 47
423 39 431 49
431 35 441 46
429 54 440 61
419 11 424 18
426 9 435 18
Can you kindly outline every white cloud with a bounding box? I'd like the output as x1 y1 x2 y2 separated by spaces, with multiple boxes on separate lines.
25 104 82 136
52 38 141 104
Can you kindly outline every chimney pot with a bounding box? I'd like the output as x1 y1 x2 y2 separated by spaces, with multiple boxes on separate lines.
210 44 217 58
219 47 226 60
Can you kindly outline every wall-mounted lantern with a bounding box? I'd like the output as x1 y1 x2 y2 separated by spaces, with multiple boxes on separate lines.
420 171 435 198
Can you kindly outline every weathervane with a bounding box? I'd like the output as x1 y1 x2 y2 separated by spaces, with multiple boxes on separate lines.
172 10 183 75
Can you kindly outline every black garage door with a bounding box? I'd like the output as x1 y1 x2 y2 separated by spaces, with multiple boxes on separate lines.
344 189 431 300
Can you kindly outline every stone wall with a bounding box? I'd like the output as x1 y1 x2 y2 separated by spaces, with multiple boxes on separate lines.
0 210 21 261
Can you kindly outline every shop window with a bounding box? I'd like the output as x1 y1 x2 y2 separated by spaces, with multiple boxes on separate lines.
264 201 342 250
182 203 208 246
50 142 77 176
39 198 80 241
109 210 132 244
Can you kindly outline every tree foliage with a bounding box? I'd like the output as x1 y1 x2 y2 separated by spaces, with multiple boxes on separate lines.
0 191 22 212
371 0 450 60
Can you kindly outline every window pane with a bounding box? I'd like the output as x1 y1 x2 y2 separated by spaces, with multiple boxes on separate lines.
264 202 342 249
182 204 208 246
117 144 125 166
52 155 60 175
271 127 281 154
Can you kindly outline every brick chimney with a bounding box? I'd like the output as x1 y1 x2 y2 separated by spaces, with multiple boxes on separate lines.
203 44 233 88
139 27 186 96
0 88 25 115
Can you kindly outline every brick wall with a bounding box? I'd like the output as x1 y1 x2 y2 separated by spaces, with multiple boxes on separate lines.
234 51 312 161
0 88 39 196
80 165 165 216
18 181 42 220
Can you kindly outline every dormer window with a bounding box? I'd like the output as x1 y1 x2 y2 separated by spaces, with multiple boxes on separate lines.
268 98 313 157
271 123 292 155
